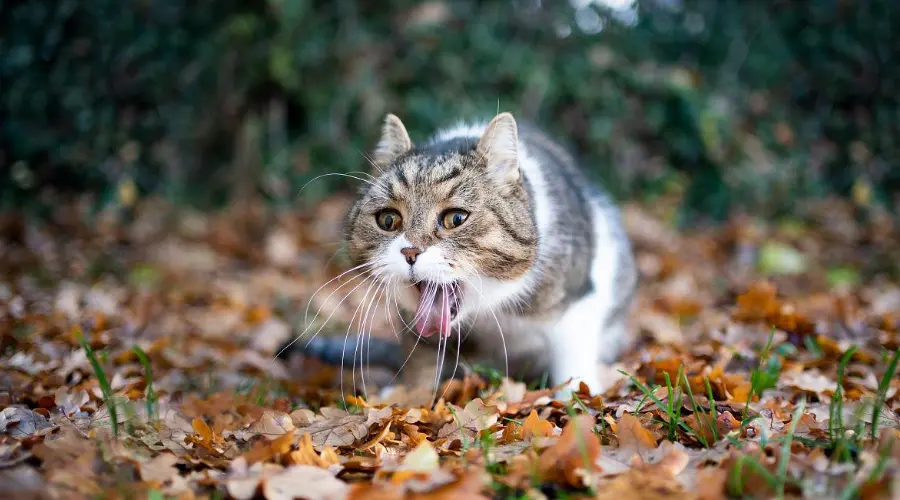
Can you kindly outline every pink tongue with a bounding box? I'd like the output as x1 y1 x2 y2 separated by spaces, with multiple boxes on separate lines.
414 284 451 338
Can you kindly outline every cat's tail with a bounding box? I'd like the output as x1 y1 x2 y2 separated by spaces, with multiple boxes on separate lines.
276 334 404 372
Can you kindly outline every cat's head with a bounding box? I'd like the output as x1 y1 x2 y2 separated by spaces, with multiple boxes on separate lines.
344 112 538 338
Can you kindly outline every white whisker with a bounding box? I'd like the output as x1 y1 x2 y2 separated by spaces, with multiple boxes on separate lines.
297 172 376 198
274 265 380 360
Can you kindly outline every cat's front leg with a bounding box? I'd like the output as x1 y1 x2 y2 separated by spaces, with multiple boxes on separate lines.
548 291 626 400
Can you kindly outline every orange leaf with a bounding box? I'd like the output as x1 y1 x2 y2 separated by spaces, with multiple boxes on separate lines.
537 415 602 488
191 417 214 449
518 409 554 440
245 304 270 323
732 280 780 322
241 429 295 465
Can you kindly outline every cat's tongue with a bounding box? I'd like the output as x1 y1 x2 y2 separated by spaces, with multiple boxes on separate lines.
415 284 451 338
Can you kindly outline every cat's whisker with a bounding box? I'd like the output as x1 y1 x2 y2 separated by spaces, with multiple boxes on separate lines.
359 276 388 400
436 283 464 404
384 287 426 388
342 271 383 404
347 169 380 181
274 266 380 360
458 274 509 379
302 261 377 330
382 277 400 340
296 172 376 199
431 283 455 405
299 267 382 346
358 151 385 175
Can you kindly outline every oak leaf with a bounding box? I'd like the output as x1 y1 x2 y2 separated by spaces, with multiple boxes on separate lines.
296 407 391 451
437 399 498 442
262 465 349 500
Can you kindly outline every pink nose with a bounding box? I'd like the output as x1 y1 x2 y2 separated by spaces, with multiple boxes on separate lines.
400 247 422 265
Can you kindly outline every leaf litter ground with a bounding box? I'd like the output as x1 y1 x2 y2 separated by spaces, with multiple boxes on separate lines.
1 195 899 499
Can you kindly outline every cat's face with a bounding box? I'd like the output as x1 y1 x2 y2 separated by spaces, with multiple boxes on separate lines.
344 113 538 338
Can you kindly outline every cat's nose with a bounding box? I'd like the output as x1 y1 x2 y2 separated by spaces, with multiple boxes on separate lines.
400 247 423 265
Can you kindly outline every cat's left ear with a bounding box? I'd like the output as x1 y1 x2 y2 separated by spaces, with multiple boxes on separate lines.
373 114 413 167
476 112 520 188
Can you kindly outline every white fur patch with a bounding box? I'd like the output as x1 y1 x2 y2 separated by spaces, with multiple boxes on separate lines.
547 198 622 397
384 234 455 285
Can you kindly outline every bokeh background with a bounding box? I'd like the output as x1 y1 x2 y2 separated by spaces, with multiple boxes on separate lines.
3 0 898 223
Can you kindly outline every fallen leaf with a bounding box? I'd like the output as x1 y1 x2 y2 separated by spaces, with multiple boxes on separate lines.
630 441 690 477
262 465 349 500
615 413 658 455
518 409 554 440
297 407 390 451
537 414 602 488
139 453 179 483
0 408 54 438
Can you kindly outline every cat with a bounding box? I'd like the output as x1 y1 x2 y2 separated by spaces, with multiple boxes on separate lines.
284 111 637 398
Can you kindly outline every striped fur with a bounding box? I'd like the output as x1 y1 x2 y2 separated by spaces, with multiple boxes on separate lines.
341 112 637 397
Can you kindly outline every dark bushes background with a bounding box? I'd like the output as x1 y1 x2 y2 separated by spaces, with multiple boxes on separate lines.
2 0 898 221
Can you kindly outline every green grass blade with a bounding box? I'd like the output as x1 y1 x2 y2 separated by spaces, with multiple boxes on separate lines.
75 327 118 437
132 345 158 423
680 368 710 447
776 399 806 499
871 347 900 440
704 376 720 441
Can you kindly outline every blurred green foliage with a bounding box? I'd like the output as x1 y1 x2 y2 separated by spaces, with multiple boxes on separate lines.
2 0 898 221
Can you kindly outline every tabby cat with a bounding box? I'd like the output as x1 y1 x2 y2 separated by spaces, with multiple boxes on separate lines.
289 112 637 398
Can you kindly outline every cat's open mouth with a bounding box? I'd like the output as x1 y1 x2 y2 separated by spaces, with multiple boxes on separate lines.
413 280 461 338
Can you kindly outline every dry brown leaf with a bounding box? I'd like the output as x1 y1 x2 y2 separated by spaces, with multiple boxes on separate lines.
241 429 296 465
615 413 658 454
593 468 696 500
230 410 295 441
536 414 602 488
437 399 498 442
630 441 690 477
695 467 728 500
139 452 179 483
0 407 54 438
350 467 490 500
684 410 741 445
296 407 391 451
262 465 349 500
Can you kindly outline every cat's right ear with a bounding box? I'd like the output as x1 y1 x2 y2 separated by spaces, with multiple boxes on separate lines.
373 114 413 167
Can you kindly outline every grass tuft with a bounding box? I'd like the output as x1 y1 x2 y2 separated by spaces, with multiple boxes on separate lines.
619 366 714 447
871 347 900 440
743 329 782 421
76 326 119 437
132 345 158 424
776 399 806 499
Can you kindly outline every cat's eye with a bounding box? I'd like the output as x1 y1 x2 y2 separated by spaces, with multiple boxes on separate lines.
375 209 402 231
440 209 469 229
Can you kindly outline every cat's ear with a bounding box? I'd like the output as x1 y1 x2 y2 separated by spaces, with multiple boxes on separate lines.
476 112 520 186
373 114 413 167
